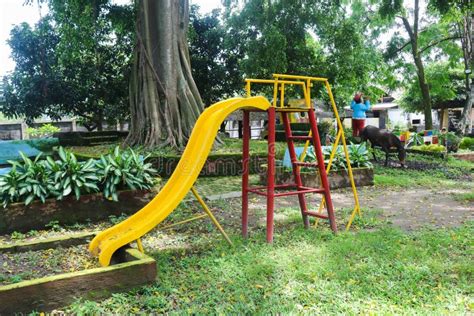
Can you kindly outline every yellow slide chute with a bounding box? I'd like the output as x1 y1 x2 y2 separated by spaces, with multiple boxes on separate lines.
89 96 271 266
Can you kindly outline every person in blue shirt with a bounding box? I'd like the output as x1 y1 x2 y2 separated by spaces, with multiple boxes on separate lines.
351 92 371 137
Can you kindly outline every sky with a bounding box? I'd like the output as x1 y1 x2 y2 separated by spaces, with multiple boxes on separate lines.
0 0 222 77
0 0 48 76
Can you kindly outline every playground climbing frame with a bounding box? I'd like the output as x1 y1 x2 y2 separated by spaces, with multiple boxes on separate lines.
245 74 362 232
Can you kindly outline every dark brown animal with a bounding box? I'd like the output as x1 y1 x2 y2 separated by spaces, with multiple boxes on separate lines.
360 125 406 166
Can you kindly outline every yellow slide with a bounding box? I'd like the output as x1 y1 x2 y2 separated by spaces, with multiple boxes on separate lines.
89 96 271 266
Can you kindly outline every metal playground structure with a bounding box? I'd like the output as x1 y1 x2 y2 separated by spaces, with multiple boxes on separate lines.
90 74 362 266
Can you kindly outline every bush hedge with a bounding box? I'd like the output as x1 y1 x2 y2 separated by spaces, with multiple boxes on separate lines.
459 137 474 151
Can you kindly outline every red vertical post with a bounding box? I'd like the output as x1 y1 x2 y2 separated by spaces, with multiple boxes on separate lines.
281 112 310 228
266 107 276 243
308 109 337 232
242 110 250 238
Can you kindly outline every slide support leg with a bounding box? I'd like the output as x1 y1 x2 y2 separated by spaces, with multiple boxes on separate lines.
242 110 250 238
266 107 276 243
191 187 234 246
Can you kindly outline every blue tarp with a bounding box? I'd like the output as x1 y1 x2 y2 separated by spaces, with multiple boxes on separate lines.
282 147 307 167
282 145 360 168
0 140 41 164
0 167 11 175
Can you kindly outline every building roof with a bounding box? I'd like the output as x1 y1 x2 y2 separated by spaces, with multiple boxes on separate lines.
371 102 399 111
432 99 465 109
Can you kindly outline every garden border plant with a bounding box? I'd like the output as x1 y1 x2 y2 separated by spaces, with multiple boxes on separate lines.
0 146 157 207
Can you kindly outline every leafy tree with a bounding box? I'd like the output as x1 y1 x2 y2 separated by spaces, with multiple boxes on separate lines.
222 0 392 109
0 81 5 105
379 0 464 130
2 1 133 131
2 18 68 123
429 0 472 133
45 0 134 130
189 5 244 106
400 62 465 113
311 1 393 107
223 0 324 80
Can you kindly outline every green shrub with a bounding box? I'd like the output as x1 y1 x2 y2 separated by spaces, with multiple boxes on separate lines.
391 123 407 135
459 137 474 151
438 132 460 152
304 143 372 171
411 144 446 152
318 121 332 134
45 147 100 200
347 142 373 168
407 133 424 146
0 153 56 207
12 153 51 204
328 126 358 144
26 123 61 138
0 147 157 207
0 167 26 207
96 147 157 201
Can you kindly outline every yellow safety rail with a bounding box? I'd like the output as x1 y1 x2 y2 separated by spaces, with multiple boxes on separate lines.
244 79 309 107
246 74 362 230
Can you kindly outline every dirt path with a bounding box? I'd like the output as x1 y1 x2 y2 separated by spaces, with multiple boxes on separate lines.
333 186 473 230
237 185 473 231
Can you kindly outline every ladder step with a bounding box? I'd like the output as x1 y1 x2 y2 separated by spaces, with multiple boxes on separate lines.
274 188 325 197
293 161 318 168
287 135 312 141
303 211 329 219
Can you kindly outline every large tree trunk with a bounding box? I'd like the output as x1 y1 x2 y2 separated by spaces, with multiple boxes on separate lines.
401 0 433 130
126 0 204 149
458 14 473 134
414 56 433 130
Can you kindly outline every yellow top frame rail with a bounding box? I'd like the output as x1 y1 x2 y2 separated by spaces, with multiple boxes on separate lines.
245 74 362 231
244 78 311 109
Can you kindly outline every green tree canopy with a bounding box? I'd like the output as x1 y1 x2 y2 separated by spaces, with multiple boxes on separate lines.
222 0 392 109
2 18 67 123
189 6 244 106
376 0 468 129
2 1 134 130
400 62 465 113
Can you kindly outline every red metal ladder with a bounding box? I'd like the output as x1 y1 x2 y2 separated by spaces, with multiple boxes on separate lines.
242 106 337 243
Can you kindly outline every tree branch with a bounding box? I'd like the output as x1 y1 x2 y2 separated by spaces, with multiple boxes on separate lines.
418 35 463 53
393 40 412 55
400 16 415 44
414 0 419 37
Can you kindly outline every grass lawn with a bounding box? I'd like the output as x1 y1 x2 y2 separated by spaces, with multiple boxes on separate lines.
64 221 473 314
9 140 472 314
62 150 472 314
193 174 260 197
374 153 473 189
453 192 474 202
